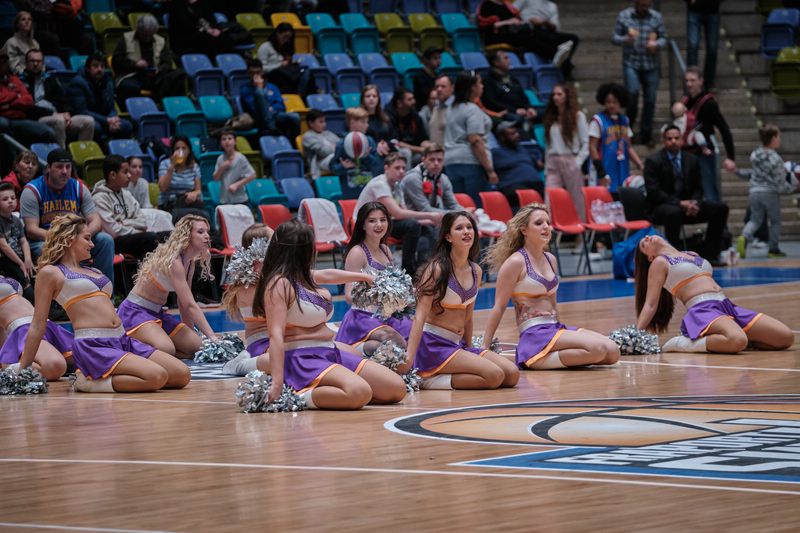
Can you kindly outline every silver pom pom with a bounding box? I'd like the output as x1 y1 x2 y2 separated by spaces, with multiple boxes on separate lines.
234 370 307 413
225 237 270 287
366 340 407 371
351 266 415 319
471 335 501 353
609 325 662 355
0 367 48 395
194 333 246 363
402 369 422 392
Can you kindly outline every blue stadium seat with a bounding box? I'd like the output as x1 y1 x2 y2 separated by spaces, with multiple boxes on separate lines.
125 97 171 139
215 53 249 96
108 139 155 182
294 53 334 93
162 96 208 137
259 135 305 182
280 177 316 209
181 54 225 97
30 142 60 164
358 53 400 94
324 53 366 94
534 65 562 101
506 51 534 89
435 0 463 12
460 52 490 78
340 14 381 55
441 13 481 54
44 55 76 84
761 9 800 58
405 0 431 12
306 94 347 136
370 0 398 12
306 13 347 55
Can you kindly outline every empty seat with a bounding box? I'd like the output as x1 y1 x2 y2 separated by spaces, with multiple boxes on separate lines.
340 13 381 55
358 53 400 93
90 12 127 54
246 178 290 207
460 52 490 78
125 97 171 138
259 135 305 181
294 53 334 93
439 51 462 76
506 51 535 89
215 53 249 96
534 65 562 101
162 96 207 137
324 53 366 94
181 54 225 97
236 12 271 49
408 13 449 51
391 52 423 89
198 95 233 125
374 13 414 53
762 9 800 57
770 46 800 97
306 12 347 55
440 13 481 54
68 140 105 186
281 177 316 209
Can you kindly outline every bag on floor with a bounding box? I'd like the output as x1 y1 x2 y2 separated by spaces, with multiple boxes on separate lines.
612 226 658 280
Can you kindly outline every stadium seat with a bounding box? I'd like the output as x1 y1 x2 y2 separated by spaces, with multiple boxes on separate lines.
215 53 249 97
90 12 127 54
270 12 313 54
294 53 334 93
408 13 449 51
125 97 171 139
69 55 89 72
439 51 461 76
391 52 423 89
405 0 431 12
246 178 290 207
770 46 800 96
259 203 293 229
30 142 60 164
306 94 346 136
373 13 414 53
206 180 222 209
459 52 490 78
370 0 398 11
235 13 271 49
339 92 361 109
516 189 544 207
534 65 562 101
68 140 105 187
440 13 481 54
525 89 545 111
306 13 347 55
314 175 343 202
259 135 305 182
181 54 225 97
478 191 513 224
358 53 400 94
281 177 316 209
162 96 208 137
198 95 234 126
324 53 366 94
546 187 592 276
761 9 800 58
582 185 651 237
435 0 462 12
340 13 381 55
338 198 357 236
43 55 76 84
86 0 114 11
505 51 535 89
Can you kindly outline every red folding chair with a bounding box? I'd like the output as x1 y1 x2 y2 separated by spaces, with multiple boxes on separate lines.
338 199 357 237
478 191 513 224
546 187 592 276
582 186 651 237
259 204 293 230
516 188 544 207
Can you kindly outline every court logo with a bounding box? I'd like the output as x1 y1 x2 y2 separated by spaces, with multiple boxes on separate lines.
386 396 800 484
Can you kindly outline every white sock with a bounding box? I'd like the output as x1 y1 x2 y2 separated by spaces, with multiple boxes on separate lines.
662 336 708 353
531 351 567 370
300 389 318 409
420 374 453 390
222 350 254 376
74 373 115 393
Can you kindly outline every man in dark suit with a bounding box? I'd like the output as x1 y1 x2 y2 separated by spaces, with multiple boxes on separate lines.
643 124 729 261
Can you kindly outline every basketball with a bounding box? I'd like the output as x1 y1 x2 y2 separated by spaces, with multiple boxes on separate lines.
343 131 370 160
623 175 644 189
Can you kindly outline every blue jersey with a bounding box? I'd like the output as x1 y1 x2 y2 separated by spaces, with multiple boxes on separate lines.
24 176 84 230
593 112 631 193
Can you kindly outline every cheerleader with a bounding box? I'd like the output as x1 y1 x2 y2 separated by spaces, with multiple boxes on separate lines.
483 204 620 369
255 219 405 408
19 214 189 392
220 223 273 376
335 202 412 369
0 274 72 379
635 234 793 353
406 211 519 389
117 214 217 358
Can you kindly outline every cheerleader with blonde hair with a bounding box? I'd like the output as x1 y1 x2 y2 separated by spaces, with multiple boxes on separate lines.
117 214 217 358
19 214 189 392
482 204 619 369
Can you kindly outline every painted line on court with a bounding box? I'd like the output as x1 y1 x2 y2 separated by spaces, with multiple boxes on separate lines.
0 523 178 533
1 458 798 497
618 361 800 372
48 395 434 410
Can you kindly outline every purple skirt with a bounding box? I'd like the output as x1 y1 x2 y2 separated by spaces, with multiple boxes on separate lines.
283 342 367 393
681 297 762 340
118 298 184 337
72 327 155 380
246 337 270 358
413 327 486 378
0 320 74 364
335 309 413 345
516 321 575 369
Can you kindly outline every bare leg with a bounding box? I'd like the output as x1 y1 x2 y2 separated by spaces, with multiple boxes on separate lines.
33 341 68 380
439 349 505 390
369 327 412 374
482 351 520 387
109 351 171 392
552 329 620 366
704 318 749 354
171 326 203 359
745 314 794 350
306 364 373 410
352 359 406 404
130 322 177 357
148 351 191 389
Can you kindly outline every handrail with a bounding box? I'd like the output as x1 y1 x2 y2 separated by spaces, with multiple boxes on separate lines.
0 133 41 166
667 38 687 105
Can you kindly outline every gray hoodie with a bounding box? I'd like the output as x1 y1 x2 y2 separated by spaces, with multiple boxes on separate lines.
91 180 148 238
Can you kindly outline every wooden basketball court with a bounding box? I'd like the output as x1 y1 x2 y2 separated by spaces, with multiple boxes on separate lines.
2 260 799 532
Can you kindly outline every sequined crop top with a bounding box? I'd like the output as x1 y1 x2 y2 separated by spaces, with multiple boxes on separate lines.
0 275 22 305
440 262 479 309
512 249 558 298
661 253 713 295
286 282 333 328
54 264 112 310
360 243 391 271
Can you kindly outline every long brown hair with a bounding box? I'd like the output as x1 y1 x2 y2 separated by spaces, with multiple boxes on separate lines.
543 83 579 147
360 84 390 125
345 202 392 257
416 211 480 314
634 247 674 332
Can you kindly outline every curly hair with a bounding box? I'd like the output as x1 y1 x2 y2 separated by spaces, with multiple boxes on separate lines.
595 82 629 109
135 215 212 285
543 83 579 147
37 214 87 270
485 204 549 273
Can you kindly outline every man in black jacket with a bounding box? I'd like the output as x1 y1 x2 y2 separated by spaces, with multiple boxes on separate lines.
644 125 728 261
481 50 537 131
20 49 94 148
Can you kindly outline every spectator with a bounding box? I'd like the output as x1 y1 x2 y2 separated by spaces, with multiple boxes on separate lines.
92 154 166 260
256 22 313 97
401 143 460 215
643 125 729 262
686 0 721 90
0 47 57 146
2 150 38 210
588 83 643 195
126 156 152 209
681 66 736 202
302 109 341 178
168 0 237 57
412 47 441 112
361 84 395 146
330 107 389 199
385 87 432 166
444 71 497 206
482 49 538 132
240 58 301 142
543 82 589 220
0 182 33 289
418 87 436 138
112 14 187 106
20 49 94 148
428 74 454 146
737 124 798 259
477 0 573 67
671 101 710 154
213 130 256 205
354 152 443 275
157 135 207 222
20 148 115 283
492 122 545 207
15 0 91 57
612 0 666 147
3 11 39 75
67 53 134 141
515 0 579 77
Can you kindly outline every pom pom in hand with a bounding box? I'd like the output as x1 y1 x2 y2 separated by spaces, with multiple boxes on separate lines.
225 237 270 288
235 371 307 413
0 366 48 395
366 340 407 371
351 266 415 319
402 369 422 392
471 334 501 353
609 325 662 355
194 333 246 363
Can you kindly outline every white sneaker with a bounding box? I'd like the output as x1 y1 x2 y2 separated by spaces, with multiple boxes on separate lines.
661 335 707 353
552 40 574 68
222 350 252 376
